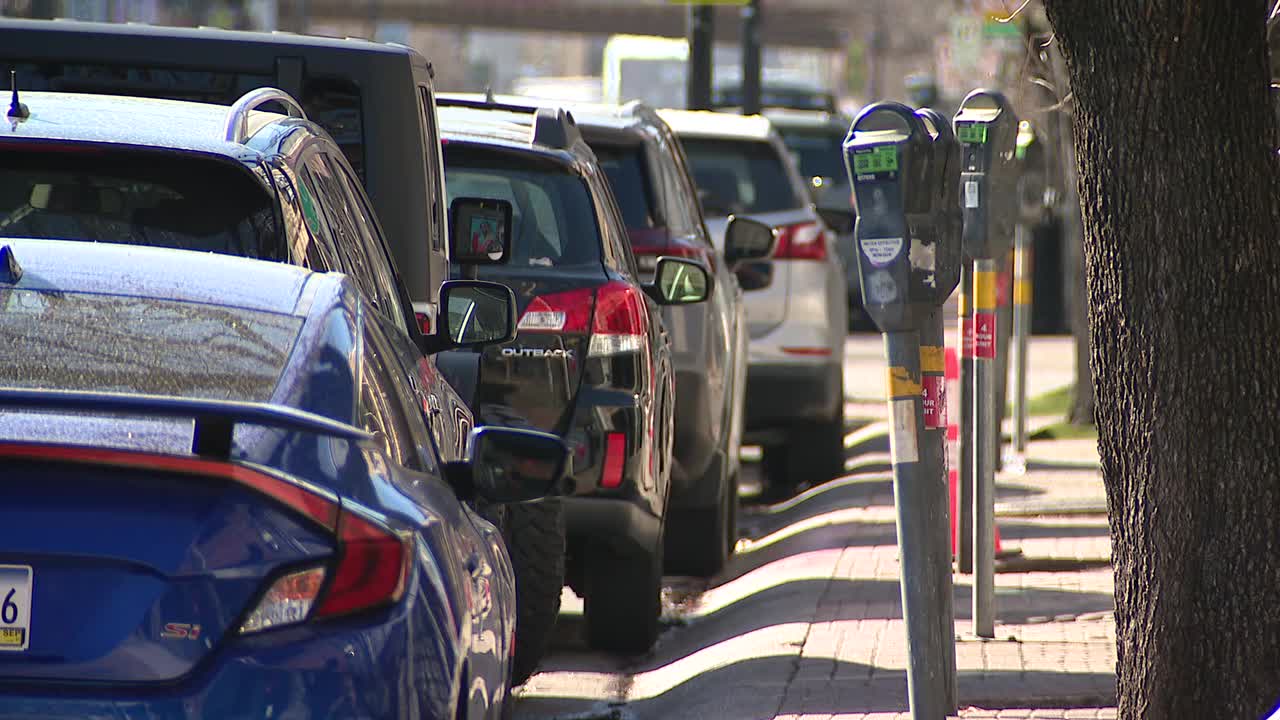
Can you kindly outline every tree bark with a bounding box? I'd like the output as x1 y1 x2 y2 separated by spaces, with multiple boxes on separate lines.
1042 1 1280 717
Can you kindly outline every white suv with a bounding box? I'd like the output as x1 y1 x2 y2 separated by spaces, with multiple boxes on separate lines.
660 109 848 499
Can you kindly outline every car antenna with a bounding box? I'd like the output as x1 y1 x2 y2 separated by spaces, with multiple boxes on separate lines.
7 70 29 120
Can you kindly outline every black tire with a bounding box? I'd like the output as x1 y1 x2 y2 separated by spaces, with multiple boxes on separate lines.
760 442 799 503
583 538 662 654
664 459 732 578
788 415 847 484
503 501 566 686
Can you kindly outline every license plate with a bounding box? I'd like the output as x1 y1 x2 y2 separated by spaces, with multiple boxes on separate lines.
0 565 32 652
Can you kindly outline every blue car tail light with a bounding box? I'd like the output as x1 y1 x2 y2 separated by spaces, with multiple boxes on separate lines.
240 567 327 634
313 510 412 620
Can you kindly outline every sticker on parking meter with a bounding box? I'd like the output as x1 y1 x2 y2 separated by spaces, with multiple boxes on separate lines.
965 181 979 208
860 236 903 266
961 315 974 359
974 312 997 359
865 270 898 304
890 399 919 465
922 375 946 430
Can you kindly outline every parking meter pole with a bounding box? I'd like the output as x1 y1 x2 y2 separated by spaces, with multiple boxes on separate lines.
973 259 999 639
1010 224 1033 458
995 252 1013 472
919 307 957 714
885 330 950 720
956 263 975 574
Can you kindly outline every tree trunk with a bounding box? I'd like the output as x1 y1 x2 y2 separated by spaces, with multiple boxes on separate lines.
1042 2 1280 717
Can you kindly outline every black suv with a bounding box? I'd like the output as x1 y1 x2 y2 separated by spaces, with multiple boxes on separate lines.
1 18 449 323
0 88 514 462
438 97 713 653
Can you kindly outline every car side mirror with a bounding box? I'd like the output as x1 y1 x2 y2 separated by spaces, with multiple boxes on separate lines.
444 426 571 503
644 257 712 306
421 279 518 354
449 197 513 265
723 216 777 266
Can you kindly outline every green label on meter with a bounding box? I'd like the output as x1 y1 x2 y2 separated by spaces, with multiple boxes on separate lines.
957 123 987 144
853 145 899 175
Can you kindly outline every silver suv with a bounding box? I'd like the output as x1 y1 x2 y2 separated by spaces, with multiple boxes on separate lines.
660 109 848 500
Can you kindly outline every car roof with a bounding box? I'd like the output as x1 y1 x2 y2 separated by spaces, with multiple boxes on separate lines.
762 107 851 131
0 238 322 317
0 17 424 64
4 91 281 160
656 108 775 141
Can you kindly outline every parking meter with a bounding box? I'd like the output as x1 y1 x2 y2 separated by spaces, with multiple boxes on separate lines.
843 102 932 333
914 107 963 302
952 89 1019 260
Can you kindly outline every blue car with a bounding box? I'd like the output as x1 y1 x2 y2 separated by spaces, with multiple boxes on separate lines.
0 238 565 719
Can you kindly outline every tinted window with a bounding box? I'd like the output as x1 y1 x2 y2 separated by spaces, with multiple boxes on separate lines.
11 62 366 183
444 147 602 269
301 154 383 311
330 158 407 326
418 87 446 252
680 138 802 215
0 148 283 259
778 128 847 181
359 326 417 470
593 144 657 230
0 289 300 402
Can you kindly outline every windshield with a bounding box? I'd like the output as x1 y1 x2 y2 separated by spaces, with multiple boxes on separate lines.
444 147 601 269
0 148 284 260
0 289 300 402
679 138 802 216
778 128 848 182
592 144 657 230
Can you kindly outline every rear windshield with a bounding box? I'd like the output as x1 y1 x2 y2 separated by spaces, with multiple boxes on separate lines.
0 148 284 260
0 290 301 402
680 138 802 215
444 147 601 269
592 144 657 230
778 128 848 182
12 62 368 180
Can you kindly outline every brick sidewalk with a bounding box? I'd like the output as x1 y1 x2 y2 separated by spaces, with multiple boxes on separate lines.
756 435 1117 718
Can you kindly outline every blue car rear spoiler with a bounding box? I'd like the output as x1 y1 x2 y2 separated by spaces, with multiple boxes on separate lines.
0 387 372 460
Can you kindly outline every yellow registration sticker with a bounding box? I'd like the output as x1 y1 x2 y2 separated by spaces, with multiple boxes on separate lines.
0 627 24 648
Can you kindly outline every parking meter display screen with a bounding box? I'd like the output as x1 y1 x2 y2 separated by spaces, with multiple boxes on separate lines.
957 124 988 144
852 146 899 175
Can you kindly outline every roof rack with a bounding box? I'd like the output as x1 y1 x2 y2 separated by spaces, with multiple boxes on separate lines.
223 87 307 144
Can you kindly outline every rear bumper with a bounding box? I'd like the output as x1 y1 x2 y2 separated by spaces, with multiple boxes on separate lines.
560 386 664 552
744 362 843 435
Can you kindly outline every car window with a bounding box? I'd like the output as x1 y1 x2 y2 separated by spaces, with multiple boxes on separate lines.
302 77 366 183
444 147 602 270
359 323 419 470
778 128 848 181
593 143 658 230
269 164 337 273
679 138 803 215
329 157 408 328
301 153 384 312
0 148 285 259
418 86 446 252
654 130 709 242
0 289 300 402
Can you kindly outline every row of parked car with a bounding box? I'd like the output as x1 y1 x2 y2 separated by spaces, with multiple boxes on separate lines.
0 17 852 720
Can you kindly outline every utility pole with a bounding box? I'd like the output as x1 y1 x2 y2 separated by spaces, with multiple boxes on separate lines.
741 0 762 115
686 4 714 110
